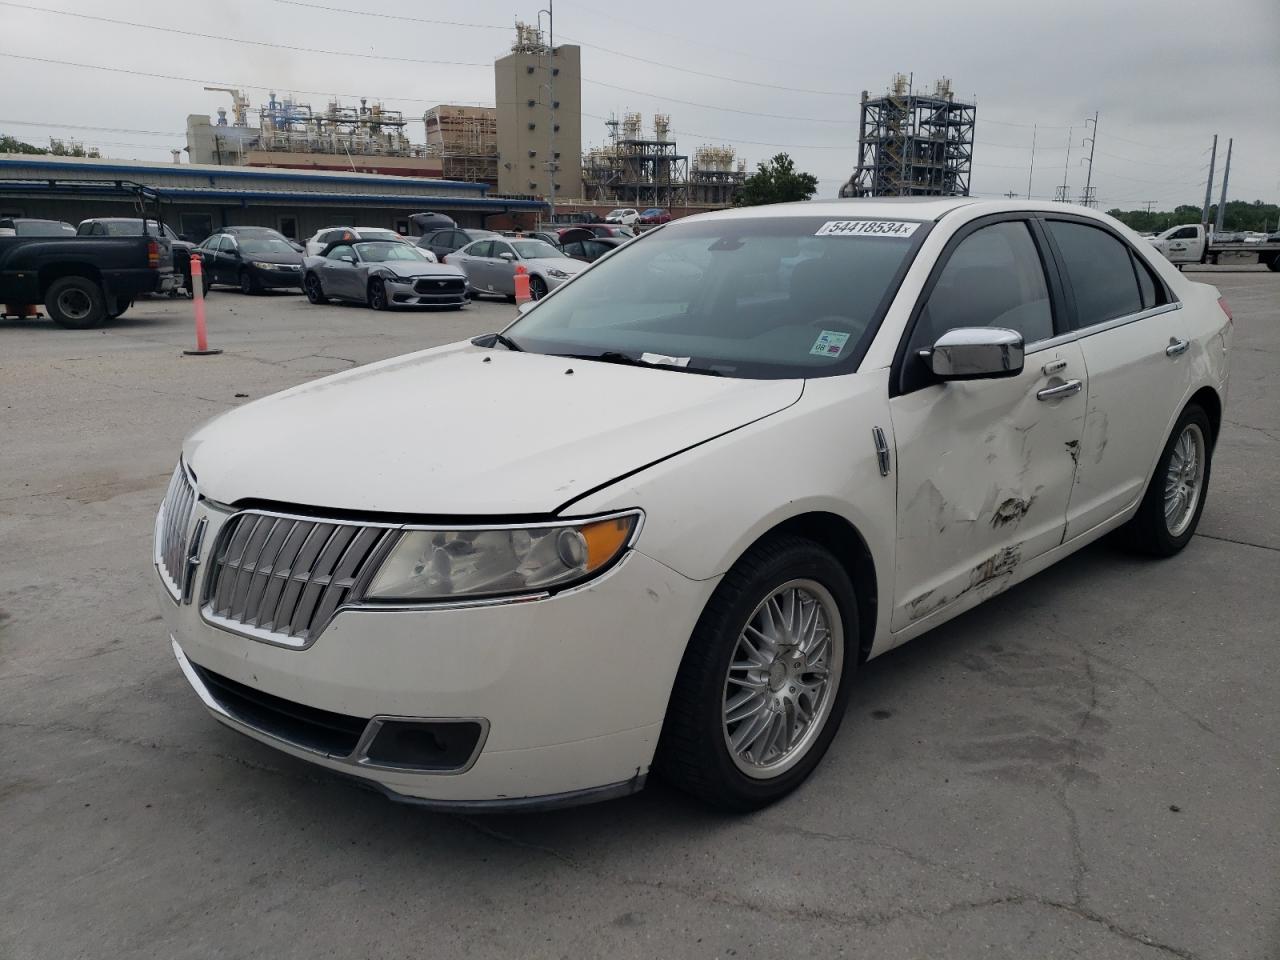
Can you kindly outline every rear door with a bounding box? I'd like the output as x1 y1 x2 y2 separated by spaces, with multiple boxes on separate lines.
456 240 491 290
1041 217 1191 539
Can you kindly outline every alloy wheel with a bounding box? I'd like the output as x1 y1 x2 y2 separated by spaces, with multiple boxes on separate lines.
1164 422 1206 537
721 579 843 779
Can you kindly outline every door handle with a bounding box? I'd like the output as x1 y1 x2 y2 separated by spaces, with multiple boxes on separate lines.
1036 379 1083 401
1166 338 1190 357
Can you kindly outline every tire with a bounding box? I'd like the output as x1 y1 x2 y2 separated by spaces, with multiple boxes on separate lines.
1122 404 1214 556
367 278 387 311
45 276 107 329
655 536 858 811
529 275 548 300
106 296 131 320
1265 254 1280 273
303 273 327 304
239 270 259 295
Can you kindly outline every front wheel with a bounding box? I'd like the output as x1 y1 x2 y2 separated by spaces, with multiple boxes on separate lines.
529 275 548 300
656 537 857 811
367 278 387 311
1123 404 1213 556
303 273 327 304
239 270 259 295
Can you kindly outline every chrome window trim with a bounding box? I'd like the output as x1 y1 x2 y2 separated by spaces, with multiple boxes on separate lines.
1025 301 1182 356
195 506 645 650
172 637 490 776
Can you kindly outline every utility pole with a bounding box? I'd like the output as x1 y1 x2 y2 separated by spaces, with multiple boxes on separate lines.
1026 123 1037 199
1213 137 1233 235
1144 200 1155 214
1081 112 1099 207
1055 126 1073 202
1201 134 1217 227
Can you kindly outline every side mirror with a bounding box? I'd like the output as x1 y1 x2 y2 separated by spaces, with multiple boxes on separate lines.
499 252 516 262
923 327 1024 380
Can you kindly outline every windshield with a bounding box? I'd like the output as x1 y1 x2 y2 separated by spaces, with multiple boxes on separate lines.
357 229 403 242
505 215 929 379
511 239 564 259
241 237 298 257
355 242 428 262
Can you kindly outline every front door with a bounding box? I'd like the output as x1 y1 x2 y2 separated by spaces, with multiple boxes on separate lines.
1162 226 1200 263
888 218 1087 629
322 244 359 299
490 240 518 295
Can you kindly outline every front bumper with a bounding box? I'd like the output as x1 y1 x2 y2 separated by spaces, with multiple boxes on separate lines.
386 276 467 307
251 265 304 289
160 501 717 807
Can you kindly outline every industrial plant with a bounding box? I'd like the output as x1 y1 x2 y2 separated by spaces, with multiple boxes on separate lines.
840 75 976 198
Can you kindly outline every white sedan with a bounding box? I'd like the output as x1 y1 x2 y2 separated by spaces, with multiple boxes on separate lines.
156 199 1231 812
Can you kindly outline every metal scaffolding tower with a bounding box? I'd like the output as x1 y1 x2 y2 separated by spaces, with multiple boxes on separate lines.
840 75 976 198
581 113 691 207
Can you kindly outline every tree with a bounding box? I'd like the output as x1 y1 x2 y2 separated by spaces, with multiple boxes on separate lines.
0 134 47 155
734 153 819 207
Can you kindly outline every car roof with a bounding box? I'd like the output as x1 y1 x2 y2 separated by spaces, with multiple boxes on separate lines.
680 197 1123 225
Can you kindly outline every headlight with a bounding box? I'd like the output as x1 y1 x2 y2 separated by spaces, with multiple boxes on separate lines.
250 261 276 269
362 512 640 601
383 274 412 284
547 268 570 279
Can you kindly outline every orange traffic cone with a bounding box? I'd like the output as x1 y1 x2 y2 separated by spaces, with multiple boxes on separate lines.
514 264 531 304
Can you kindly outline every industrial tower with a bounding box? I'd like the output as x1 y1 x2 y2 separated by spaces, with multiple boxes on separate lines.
840 76 976 198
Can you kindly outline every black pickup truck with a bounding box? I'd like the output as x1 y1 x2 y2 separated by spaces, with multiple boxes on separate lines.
0 232 178 327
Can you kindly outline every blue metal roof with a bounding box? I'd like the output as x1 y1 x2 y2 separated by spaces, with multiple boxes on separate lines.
0 178 547 211
0 156 490 193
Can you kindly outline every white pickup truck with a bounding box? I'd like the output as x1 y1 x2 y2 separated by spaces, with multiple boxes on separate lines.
1148 223 1280 271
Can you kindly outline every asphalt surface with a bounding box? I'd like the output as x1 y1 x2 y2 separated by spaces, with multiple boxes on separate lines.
2 269 1277 960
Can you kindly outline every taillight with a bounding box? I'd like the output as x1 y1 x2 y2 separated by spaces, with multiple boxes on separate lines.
1218 296 1232 323
147 239 160 268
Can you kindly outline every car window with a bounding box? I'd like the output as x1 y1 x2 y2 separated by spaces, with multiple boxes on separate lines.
492 241 516 259
1045 220 1143 328
354 242 427 262
562 241 583 257
585 240 611 259
466 240 493 258
1132 253 1168 310
327 244 356 261
908 220 1054 365
507 215 928 379
511 239 563 259
209 236 226 253
241 237 297 257
1170 227 1198 240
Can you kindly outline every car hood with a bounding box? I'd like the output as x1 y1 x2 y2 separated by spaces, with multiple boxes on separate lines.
184 342 802 515
373 261 464 279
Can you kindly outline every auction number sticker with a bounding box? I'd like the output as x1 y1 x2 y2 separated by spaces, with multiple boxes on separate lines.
810 330 851 358
816 220 920 238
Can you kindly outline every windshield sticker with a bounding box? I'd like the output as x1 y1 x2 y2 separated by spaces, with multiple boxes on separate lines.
810 330 851 358
640 352 691 367
816 220 920 238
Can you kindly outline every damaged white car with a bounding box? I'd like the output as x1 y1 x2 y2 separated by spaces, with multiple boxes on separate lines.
156 199 1231 812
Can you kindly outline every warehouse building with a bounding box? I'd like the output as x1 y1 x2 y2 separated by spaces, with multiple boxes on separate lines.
0 154 547 241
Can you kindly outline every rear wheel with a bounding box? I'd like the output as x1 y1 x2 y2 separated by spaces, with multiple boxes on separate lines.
367 278 387 311
1123 404 1213 556
303 273 327 304
1265 254 1280 273
45 276 107 329
656 537 857 811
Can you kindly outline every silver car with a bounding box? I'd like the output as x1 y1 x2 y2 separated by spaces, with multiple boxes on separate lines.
449 237 587 300
302 240 469 310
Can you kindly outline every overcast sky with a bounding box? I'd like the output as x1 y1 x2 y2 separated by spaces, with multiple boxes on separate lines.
2 0 1277 210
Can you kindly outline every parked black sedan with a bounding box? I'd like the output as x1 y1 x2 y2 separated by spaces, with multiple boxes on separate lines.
196 233 303 293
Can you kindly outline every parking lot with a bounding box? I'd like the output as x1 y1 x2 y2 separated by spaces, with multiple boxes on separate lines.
2 269 1276 959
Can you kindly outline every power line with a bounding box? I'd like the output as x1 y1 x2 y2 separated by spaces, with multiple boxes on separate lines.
0 118 181 137
257 0 850 97
0 1 491 67
269 0 506 30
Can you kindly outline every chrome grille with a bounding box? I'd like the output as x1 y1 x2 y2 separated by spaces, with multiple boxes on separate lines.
156 464 197 600
202 513 395 646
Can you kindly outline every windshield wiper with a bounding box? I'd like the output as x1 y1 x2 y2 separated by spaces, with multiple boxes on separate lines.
471 332 522 352
558 351 722 376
